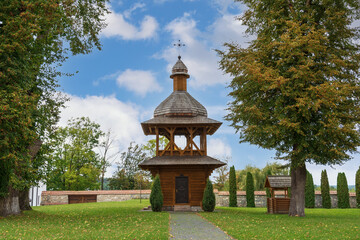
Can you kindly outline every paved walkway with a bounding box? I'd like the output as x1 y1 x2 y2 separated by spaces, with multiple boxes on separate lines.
169 212 232 240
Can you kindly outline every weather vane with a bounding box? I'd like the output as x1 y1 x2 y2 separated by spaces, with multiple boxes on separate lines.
173 40 185 59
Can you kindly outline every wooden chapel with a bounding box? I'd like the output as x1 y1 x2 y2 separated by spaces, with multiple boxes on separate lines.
139 56 225 211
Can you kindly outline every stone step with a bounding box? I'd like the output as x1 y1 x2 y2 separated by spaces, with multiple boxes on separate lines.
174 205 191 212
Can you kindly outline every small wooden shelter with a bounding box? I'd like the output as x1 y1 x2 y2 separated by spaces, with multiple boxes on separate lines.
139 56 225 210
265 175 291 214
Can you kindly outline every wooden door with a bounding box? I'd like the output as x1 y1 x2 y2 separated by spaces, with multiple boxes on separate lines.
68 195 97 204
175 176 189 204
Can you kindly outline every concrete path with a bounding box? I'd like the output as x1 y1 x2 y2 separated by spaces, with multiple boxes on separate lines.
169 212 232 240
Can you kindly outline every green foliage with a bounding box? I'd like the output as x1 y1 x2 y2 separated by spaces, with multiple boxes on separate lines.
202 179 216 212
305 171 315 208
219 0 360 216
109 142 150 190
142 136 169 157
356 167 360 208
150 175 163 212
0 0 108 198
321 170 331 209
229 166 237 207
220 0 360 167
200 208 360 239
236 162 289 191
45 117 103 190
246 172 255 207
337 173 350 208
0 200 169 239
213 157 230 191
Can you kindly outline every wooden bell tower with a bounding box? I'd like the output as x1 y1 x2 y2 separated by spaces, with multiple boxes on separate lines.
139 56 225 211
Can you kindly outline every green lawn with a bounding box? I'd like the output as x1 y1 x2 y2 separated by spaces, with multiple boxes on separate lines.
200 207 360 239
0 200 168 240
1 202 360 239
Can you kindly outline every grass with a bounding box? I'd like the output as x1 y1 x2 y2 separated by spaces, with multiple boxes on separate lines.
1 201 360 240
199 207 360 239
0 200 168 240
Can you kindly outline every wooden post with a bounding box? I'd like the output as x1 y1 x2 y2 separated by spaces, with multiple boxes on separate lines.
155 127 159 156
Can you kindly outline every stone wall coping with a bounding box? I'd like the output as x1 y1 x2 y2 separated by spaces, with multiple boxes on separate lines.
42 190 151 196
42 189 355 196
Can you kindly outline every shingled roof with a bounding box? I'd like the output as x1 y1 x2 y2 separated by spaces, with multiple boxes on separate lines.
154 91 207 117
265 175 291 189
139 156 226 170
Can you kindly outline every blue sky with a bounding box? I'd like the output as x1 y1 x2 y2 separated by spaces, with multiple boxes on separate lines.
58 0 359 186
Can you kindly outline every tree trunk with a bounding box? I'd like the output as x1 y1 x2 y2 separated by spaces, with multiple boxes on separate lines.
289 163 306 216
0 186 21 217
19 188 32 211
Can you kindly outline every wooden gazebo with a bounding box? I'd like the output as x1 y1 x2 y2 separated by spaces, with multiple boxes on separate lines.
265 175 291 214
139 56 225 211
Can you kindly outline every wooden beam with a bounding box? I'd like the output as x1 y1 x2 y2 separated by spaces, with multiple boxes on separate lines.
156 127 159 156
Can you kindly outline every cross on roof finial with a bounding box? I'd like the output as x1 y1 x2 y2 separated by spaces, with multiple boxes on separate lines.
173 40 185 59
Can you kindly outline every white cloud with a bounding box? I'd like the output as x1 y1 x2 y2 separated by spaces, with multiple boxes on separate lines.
102 5 158 40
158 10 250 88
59 94 147 177
116 69 162 97
208 138 232 158
123 3 146 19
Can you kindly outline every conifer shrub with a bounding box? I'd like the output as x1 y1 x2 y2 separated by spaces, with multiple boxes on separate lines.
356 166 360 208
229 166 237 207
337 172 350 208
150 174 163 212
265 170 271 198
246 172 255 207
321 169 331 208
305 171 315 208
202 178 215 212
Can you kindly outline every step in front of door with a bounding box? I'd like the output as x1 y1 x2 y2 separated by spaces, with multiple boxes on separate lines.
174 205 191 212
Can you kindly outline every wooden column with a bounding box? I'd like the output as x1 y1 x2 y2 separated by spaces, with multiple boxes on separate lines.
155 127 159 156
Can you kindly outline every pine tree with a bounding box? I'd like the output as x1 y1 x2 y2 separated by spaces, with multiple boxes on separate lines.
202 179 216 212
150 175 163 212
229 166 237 207
219 0 360 217
356 167 360 208
321 170 331 209
305 171 315 208
337 173 350 209
246 172 255 207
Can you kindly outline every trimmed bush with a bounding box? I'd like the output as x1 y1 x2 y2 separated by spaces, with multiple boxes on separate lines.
150 174 163 212
321 169 331 208
337 172 350 209
229 166 237 207
202 178 215 212
356 166 360 208
246 172 255 207
305 171 315 208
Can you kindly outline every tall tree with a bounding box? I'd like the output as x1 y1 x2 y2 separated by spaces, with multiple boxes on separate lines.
0 0 108 216
246 172 255 207
229 166 237 207
305 171 315 208
219 0 360 216
321 170 331 209
45 117 103 191
109 142 150 190
337 172 350 208
213 157 230 191
356 166 360 208
98 130 120 190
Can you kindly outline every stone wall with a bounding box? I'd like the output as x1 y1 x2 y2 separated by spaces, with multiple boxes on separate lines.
41 189 357 208
215 190 357 208
41 190 151 206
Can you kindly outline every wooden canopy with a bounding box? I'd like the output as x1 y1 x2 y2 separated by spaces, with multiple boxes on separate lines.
265 175 291 190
